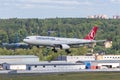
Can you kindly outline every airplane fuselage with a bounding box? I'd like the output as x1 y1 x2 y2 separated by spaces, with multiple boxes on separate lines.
23 26 105 53
23 36 94 46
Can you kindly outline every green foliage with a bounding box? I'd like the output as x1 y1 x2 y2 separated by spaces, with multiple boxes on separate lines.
0 30 8 44
71 47 87 55
0 18 120 60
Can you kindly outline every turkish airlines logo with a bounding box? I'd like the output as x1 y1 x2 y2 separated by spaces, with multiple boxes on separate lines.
89 30 95 39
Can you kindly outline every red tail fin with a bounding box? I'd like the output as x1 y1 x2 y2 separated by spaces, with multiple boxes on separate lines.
84 26 98 40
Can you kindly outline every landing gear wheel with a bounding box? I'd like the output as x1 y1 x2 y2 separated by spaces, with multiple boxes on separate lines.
65 49 71 54
52 48 58 53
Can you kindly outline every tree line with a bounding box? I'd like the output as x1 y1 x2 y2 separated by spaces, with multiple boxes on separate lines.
0 18 120 60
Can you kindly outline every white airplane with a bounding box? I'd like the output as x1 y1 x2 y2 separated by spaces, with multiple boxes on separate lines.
23 26 105 53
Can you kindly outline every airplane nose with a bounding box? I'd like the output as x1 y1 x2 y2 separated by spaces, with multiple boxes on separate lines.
23 37 31 43
23 39 27 43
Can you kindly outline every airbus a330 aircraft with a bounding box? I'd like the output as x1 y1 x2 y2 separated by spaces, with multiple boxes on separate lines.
23 26 105 53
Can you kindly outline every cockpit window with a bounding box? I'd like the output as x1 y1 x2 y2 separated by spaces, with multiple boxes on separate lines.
25 38 30 39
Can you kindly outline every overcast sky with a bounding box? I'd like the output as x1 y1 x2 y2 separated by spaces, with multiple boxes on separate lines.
0 0 120 18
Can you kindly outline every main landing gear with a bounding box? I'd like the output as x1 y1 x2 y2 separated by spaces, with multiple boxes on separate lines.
52 48 58 53
52 48 71 54
65 49 71 54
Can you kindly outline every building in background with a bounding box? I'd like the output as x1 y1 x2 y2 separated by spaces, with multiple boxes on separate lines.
113 15 120 19
88 14 108 19
0 55 39 64
104 41 112 48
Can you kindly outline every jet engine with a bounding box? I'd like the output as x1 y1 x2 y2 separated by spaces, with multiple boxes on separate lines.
60 44 70 49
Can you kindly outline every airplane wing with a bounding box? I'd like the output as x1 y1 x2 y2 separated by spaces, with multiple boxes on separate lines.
53 40 106 49
66 40 106 45
93 40 106 43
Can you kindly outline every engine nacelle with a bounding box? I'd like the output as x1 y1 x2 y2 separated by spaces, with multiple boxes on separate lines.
60 44 70 49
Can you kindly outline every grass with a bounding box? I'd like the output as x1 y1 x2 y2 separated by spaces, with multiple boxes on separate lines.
0 72 120 80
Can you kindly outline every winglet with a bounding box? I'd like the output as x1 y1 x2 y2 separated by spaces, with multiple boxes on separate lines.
84 26 98 40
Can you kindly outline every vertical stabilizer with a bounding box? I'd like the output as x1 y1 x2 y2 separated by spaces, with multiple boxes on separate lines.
84 26 98 40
